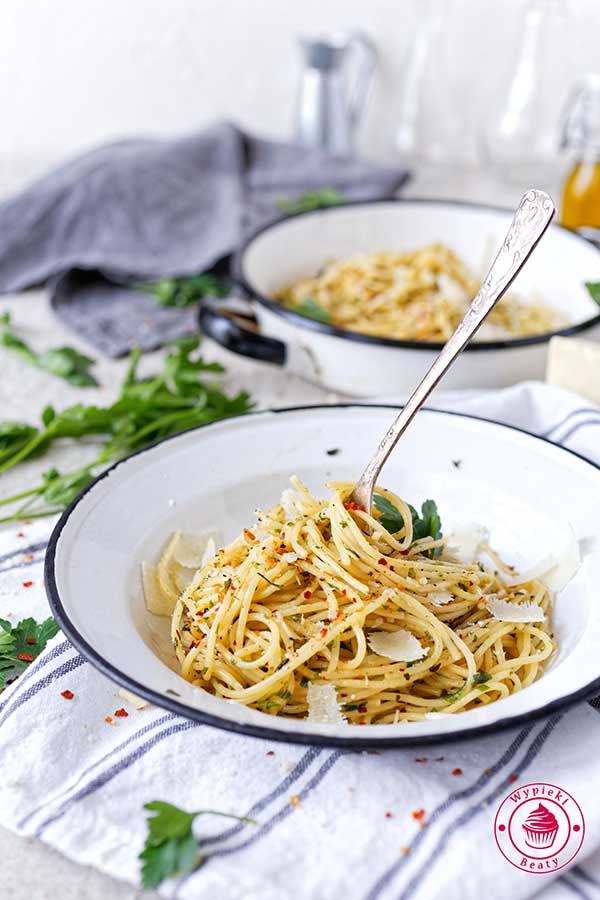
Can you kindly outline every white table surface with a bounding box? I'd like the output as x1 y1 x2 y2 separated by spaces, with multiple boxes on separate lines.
0 166 538 898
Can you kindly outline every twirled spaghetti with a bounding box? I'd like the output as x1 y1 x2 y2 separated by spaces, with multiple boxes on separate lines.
274 243 561 342
167 479 555 724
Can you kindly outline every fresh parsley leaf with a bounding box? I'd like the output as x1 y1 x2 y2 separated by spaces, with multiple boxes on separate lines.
140 801 255 889
0 616 59 689
373 494 442 558
0 313 98 386
37 347 98 387
326 448 340 456
292 297 331 323
473 672 492 684
276 187 344 214
373 494 405 534
143 273 229 309
585 281 600 306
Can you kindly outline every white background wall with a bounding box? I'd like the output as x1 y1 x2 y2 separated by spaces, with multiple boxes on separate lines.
0 0 598 190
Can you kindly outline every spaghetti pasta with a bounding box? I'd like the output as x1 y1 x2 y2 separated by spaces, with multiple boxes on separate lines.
166 479 555 725
274 243 561 342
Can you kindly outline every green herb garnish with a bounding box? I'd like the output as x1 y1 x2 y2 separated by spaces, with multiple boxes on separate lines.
373 494 442 557
141 273 229 309
473 672 492 684
584 281 600 306
139 801 254 889
0 616 59 689
0 312 98 387
0 337 252 523
441 682 468 703
276 187 344 214
292 297 331 323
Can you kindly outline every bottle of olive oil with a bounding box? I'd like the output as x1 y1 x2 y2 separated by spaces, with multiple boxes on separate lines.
561 75 600 230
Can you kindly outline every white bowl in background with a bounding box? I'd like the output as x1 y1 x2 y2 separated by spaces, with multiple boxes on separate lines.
200 200 600 396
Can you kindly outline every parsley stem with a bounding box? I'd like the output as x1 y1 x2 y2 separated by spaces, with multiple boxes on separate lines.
0 507 64 524
0 429 50 474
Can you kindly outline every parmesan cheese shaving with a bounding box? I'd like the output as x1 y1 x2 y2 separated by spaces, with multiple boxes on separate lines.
306 683 345 724
447 523 489 563
141 562 174 617
487 597 545 623
173 530 222 568
118 688 150 710
428 591 454 607
506 527 580 593
368 629 429 662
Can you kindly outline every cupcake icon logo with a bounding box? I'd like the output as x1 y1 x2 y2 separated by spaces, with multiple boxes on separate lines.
494 782 585 873
522 803 559 849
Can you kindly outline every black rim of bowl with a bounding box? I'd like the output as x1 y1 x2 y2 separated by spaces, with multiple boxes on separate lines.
232 197 600 353
45 404 600 749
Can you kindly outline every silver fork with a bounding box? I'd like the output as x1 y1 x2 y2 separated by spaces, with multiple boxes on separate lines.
350 189 555 512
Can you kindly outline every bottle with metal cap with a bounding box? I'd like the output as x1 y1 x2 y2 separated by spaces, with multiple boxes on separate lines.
561 74 600 231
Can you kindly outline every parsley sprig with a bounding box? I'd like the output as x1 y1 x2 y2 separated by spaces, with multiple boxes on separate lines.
0 337 253 523
141 273 229 309
140 801 255 889
0 616 59 689
0 312 98 387
276 187 344 214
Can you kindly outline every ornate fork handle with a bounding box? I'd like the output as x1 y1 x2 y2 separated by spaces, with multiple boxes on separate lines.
350 189 555 512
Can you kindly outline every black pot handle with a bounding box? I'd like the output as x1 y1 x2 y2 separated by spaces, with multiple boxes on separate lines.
198 296 286 366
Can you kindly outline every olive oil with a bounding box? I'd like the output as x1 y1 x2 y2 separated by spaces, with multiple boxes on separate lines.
561 161 600 229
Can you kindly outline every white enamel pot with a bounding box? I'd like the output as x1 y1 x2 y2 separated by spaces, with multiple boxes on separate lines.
199 200 600 397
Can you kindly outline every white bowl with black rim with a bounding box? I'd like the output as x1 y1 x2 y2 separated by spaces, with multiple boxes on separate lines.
199 200 600 396
46 405 600 748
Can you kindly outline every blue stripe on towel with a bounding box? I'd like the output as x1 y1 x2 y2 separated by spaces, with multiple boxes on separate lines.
0 648 83 726
393 715 562 900
35 719 200 836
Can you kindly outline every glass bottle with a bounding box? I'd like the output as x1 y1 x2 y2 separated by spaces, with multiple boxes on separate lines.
561 75 600 230
480 0 575 187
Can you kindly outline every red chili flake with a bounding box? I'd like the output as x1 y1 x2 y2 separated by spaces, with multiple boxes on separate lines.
26 636 36 645
244 528 256 541
341 589 347 596
61 689 74 700
320 627 328 638
266 750 275 756
508 773 518 783
344 502 363 511
114 708 129 718
415 757 428 763
25 553 33 561
384 811 393 819
357 705 367 713
378 558 388 566
483 767 492 774
105 716 114 724
16 531 25 538
18 653 34 662
22 580 33 588
452 768 463 776
412 809 425 820
400 846 410 855
390 565 395 571
304 590 312 599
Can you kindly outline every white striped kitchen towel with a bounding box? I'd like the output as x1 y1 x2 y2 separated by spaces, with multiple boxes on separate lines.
0 380 599 900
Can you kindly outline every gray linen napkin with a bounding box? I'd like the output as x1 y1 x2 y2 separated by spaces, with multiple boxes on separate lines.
0 121 408 356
